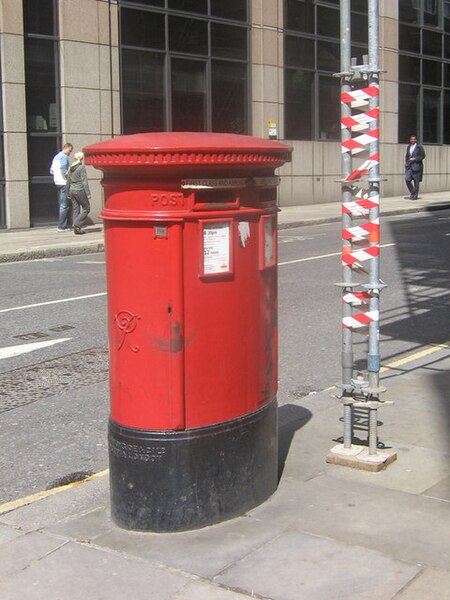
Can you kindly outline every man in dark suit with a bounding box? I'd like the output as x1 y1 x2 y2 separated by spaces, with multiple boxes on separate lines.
405 135 426 200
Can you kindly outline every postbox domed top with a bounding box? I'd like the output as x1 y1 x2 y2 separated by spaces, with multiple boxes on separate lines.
84 132 292 173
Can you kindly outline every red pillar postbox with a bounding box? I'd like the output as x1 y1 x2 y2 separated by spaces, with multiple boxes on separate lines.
84 132 292 532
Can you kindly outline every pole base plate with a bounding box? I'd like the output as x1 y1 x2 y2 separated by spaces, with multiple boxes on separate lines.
326 443 397 472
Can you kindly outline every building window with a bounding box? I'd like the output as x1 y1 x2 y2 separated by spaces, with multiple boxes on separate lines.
284 0 367 141
23 0 61 225
119 1 249 134
399 0 449 144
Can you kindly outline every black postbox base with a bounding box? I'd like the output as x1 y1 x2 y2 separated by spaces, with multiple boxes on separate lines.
108 398 278 532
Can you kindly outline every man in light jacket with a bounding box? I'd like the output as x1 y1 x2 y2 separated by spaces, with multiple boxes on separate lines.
50 142 73 231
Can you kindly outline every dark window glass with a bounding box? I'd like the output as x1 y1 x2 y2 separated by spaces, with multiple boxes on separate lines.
23 0 54 36
210 0 247 22
445 3 450 33
24 38 58 133
285 35 315 69
423 88 440 142
351 45 368 65
399 25 420 53
285 69 314 140
445 34 450 56
399 84 420 143
318 76 340 140
212 61 247 133
317 6 339 39
169 16 208 55
444 90 450 143
285 0 314 34
171 58 206 130
351 12 368 45
399 0 420 24
422 59 442 86
317 41 339 73
120 0 164 6
445 63 450 87
122 49 165 133
321 0 339 5
0 138 3 181
29 182 59 224
399 55 420 83
0 182 5 228
121 9 165 49
211 23 247 60
422 29 442 57
28 135 59 177
352 0 368 12
424 0 440 27
168 0 207 14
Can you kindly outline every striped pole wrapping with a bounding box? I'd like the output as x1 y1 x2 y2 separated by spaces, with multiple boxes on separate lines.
341 85 379 108
344 154 379 181
341 108 379 132
341 129 379 155
342 219 379 241
342 291 373 305
342 310 379 329
342 245 379 266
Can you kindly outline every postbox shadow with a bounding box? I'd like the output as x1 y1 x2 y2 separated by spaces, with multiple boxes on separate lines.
278 404 312 480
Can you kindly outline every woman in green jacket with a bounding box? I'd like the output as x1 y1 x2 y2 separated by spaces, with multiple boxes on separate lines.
67 151 91 235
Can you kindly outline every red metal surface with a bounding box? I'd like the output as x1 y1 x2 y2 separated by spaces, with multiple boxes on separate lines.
84 133 291 431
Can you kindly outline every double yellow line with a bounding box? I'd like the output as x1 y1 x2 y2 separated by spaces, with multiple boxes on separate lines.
0 469 109 516
0 341 448 516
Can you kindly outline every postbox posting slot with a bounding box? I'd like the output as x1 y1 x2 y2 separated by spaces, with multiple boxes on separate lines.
193 190 240 211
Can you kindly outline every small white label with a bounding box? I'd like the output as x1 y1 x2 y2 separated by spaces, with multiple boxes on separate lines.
264 217 275 266
203 223 230 274
154 226 167 238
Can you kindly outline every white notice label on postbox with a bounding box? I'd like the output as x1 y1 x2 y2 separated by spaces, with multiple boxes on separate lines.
203 223 230 274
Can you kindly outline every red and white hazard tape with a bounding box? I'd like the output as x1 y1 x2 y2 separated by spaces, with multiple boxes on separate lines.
342 291 372 306
344 153 379 181
342 310 379 329
341 128 379 155
342 245 379 267
342 219 379 241
341 85 379 108
341 108 379 132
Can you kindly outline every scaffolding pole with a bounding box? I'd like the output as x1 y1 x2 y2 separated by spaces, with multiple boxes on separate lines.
327 0 396 471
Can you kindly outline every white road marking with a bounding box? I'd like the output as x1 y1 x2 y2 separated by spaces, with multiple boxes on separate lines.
278 242 396 266
0 292 107 314
0 338 71 360
0 243 396 313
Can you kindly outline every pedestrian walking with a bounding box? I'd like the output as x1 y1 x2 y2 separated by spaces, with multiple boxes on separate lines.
404 135 426 200
50 142 73 231
67 152 91 235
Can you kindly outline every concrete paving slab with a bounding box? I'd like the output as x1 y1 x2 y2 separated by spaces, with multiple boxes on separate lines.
248 475 450 570
393 567 450 599
217 530 420 600
93 514 283 578
0 541 192 600
327 443 450 495
44 506 114 542
172 581 251 600
422 475 450 502
0 531 65 580
0 523 24 545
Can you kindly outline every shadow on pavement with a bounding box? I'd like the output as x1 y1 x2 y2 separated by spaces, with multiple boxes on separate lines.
278 403 312 480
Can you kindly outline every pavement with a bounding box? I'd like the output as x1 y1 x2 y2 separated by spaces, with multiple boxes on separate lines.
1 190 450 599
